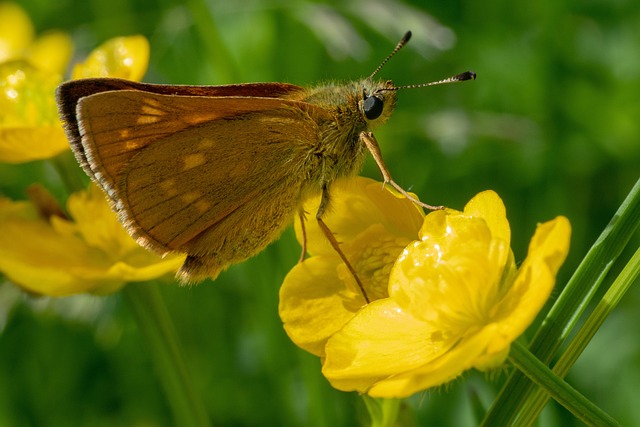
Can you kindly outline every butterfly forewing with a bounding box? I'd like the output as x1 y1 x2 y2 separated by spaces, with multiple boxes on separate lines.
60 81 332 280
76 91 294 201
57 78 306 177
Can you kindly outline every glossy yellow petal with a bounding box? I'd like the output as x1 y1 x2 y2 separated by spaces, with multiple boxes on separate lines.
27 30 73 75
296 176 423 256
72 35 149 80
279 255 365 356
488 216 571 353
0 2 34 62
323 298 448 393
463 190 512 281
391 211 503 329
462 190 510 246
367 324 498 398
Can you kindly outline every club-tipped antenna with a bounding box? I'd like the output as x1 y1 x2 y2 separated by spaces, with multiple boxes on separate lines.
383 71 477 91
368 31 413 80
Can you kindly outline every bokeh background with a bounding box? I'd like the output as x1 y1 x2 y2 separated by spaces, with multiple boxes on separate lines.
1 0 639 426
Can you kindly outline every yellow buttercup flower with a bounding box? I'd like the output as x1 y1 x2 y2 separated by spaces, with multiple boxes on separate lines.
321 190 571 398
0 28 148 162
0 5 164 296
72 35 149 81
0 2 73 72
0 2 36 63
0 2 72 162
0 184 185 296
279 177 424 356
0 61 69 162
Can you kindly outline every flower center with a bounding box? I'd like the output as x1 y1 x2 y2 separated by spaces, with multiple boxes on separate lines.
338 224 410 303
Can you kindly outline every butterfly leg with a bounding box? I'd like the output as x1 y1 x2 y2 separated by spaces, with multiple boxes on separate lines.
316 185 370 304
360 131 444 211
297 209 308 263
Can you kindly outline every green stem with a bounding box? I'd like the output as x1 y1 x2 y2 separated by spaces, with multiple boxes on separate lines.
518 244 640 425
124 283 211 427
509 342 621 427
482 177 640 426
362 396 401 427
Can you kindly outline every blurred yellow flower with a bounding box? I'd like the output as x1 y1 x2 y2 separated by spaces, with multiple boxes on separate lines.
0 2 73 72
0 9 165 296
0 2 35 62
0 2 148 163
0 61 69 161
279 176 424 356
322 191 571 398
72 35 149 81
0 184 185 296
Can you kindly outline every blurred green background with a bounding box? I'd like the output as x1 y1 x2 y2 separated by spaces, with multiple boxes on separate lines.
1 0 639 426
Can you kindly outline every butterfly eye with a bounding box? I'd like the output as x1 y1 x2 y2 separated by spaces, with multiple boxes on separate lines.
363 95 384 120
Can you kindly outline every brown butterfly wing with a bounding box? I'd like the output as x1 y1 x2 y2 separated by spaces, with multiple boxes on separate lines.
58 81 332 282
57 78 306 189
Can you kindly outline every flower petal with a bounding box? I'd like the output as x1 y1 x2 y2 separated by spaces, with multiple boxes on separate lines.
463 190 510 245
72 35 149 80
64 184 141 256
0 125 68 162
27 30 73 75
391 210 502 327
0 2 34 62
0 191 184 296
463 190 511 276
296 177 423 256
323 299 449 393
279 256 366 356
489 216 571 353
0 61 68 162
0 198 121 295
367 324 498 397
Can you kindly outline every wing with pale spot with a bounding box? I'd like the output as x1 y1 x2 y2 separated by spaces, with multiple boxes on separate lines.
57 78 306 181
57 82 330 259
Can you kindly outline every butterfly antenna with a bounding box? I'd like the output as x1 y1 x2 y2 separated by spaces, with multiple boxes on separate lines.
385 71 477 91
368 31 413 80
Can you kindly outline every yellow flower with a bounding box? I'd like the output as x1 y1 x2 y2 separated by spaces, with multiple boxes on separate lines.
72 35 149 81
0 6 160 296
1 3 36 63
0 28 148 162
279 176 424 356
321 191 571 398
0 184 185 296
0 61 70 162
0 2 73 72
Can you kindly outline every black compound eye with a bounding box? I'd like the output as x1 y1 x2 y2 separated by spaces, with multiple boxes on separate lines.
363 95 384 120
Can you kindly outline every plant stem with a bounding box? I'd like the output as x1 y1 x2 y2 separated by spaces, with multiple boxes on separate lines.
518 244 640 425
124 283 211 427
509 342 621 427
482 177 640 426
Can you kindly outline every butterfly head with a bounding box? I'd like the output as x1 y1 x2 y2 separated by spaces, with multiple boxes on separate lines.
359 79 397 128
